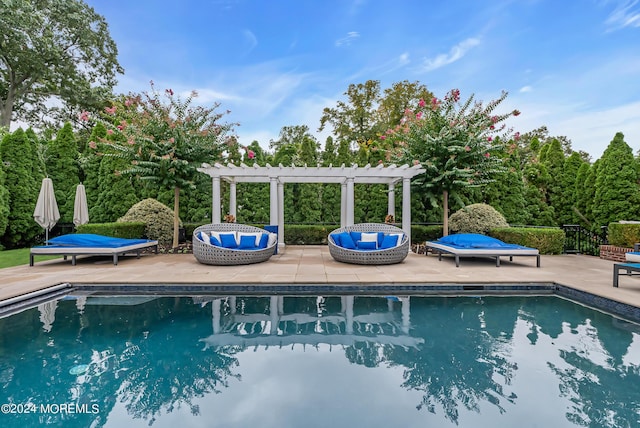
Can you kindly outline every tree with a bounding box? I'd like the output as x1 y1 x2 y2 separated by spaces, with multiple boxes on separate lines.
0 135 9 243
0 0 123 128
560 152 585 225
540 139 565 224
91 85 234 248
90 155 138 223
47 122 80 223
593 133 640 227
386 89 521 235
0 129 40 248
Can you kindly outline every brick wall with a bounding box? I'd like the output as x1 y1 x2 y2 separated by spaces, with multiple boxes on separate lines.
600 245 633 262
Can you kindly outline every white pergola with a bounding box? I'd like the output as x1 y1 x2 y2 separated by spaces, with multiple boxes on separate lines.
197 163 426 251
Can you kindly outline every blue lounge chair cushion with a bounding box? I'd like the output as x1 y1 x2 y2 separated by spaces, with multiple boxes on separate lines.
350 231 362 243
330 233 341 246
46 234 151 247
219 233 238 248
210 235 221 246
437 233 514 249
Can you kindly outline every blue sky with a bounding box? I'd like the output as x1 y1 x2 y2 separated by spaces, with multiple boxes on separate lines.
88 0 640 159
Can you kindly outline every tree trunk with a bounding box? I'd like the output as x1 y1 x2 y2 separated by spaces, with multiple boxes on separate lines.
442 189 449 237
172 186 180 249
0 94 14 128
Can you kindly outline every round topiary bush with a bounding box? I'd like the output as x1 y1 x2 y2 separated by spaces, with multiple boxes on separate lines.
449 203 509 234
117 198 180 246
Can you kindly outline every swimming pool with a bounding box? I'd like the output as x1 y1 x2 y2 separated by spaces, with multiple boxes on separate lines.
1 293 639 427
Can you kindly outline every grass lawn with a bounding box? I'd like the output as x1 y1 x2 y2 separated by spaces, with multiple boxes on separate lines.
0 248 60 269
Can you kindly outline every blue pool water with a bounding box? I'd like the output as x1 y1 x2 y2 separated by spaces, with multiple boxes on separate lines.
0 294 639 427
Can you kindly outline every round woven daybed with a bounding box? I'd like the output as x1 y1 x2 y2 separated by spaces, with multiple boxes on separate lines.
193 223 277 266
328 223 410 265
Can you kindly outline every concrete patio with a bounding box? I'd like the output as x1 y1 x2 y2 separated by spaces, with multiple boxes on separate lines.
3 246 640 310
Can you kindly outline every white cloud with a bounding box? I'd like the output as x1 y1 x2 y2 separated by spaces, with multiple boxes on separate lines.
242 29 258 53
519 86 533 93
417 37 481 72
605 0 640 30
335 31 360 47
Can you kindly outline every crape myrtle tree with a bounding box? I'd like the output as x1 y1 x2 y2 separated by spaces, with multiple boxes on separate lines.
593 132 640 227
384 89 521 235
0 0 123 128
0 128 41 248
86 84 235 248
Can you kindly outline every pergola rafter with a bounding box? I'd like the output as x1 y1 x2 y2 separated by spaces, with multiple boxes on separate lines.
197 162 425 252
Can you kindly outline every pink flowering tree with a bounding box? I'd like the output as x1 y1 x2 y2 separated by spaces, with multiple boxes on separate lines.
83 83 236 248
383 89 520 235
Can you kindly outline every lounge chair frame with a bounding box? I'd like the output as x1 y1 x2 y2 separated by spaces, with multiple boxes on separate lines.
328 223 410 265
192 223 276 266
30 240 158 266
425 241 540 267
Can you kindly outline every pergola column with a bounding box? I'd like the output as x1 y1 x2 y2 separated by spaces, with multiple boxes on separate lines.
402 178 411 243
269 177 278 225
277 180 285 249
340 182 347 227
212 176 221 223
229 181 237 218
346 178 354 226
388 183 396 220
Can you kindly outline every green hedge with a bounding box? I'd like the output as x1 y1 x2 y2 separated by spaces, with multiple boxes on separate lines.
412 225 444 243
490 227 565 255
76 222 146 239
607 222 640 248
283 224 338 244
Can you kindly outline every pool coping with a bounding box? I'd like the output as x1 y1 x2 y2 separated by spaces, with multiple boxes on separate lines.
3 281 640 325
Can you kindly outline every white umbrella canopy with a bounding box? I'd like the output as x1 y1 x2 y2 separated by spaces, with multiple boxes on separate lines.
33 177 60 242
73 183 89 227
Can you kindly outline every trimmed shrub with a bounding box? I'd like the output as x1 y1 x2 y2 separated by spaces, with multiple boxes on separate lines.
76 222 146 239
284 224 337 244
449 203 509 234
117 199 180 246
412 225 444 243
490 227 565 255
607 222 640 248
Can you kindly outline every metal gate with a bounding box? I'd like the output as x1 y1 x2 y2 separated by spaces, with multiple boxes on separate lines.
561 225 607 256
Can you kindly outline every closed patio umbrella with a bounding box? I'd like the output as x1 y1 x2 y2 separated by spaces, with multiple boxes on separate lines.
73 183 89 227
33 177 60 242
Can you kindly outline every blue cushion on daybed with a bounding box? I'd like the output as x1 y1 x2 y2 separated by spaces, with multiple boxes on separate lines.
357 241 377 250
380 234 400 249
238 234 258 249
336 232 356 249
350 231 362 243
219 233 238 248
258 233 269 249
437 233 511 248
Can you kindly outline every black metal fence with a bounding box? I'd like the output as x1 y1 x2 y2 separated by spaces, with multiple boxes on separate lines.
561 224 607 256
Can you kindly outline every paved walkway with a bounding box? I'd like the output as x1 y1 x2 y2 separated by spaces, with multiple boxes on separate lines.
4 246 640 308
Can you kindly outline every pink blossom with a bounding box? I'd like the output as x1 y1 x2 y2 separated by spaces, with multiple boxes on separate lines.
106 129 114 135
124 98 134 107
431 97 440 107
380 135 386 140
166 89 174 96
487 136 493 142
490 125 495 130
88 141 97 149
464 145 471 152
450 89 461 102
491 115 498 123
416 111 423 119
127 138 135 145
512 109 521 116
378 159 383 164
169 137 175 143
418 98 426 107
117 125 124 131
105 106 117 115
248 150 255 159
484 152 490 158
514 132 521 141
413 159 420 166
78 111 90 121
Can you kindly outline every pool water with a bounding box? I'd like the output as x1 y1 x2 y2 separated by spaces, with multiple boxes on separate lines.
1 294 639 427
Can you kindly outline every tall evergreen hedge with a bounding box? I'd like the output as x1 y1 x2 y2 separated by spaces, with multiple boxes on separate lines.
47 122 80 223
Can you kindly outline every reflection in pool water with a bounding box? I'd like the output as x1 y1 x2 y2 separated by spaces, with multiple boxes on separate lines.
0 294 639 427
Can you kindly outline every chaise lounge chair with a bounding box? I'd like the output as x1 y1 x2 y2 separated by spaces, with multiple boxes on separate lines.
425 233 540 267
328 223 410 265
192 223 277 266
30 233 159 266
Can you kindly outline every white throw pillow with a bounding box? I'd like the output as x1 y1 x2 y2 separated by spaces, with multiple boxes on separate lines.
267 233 277 247
361 232 379 248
